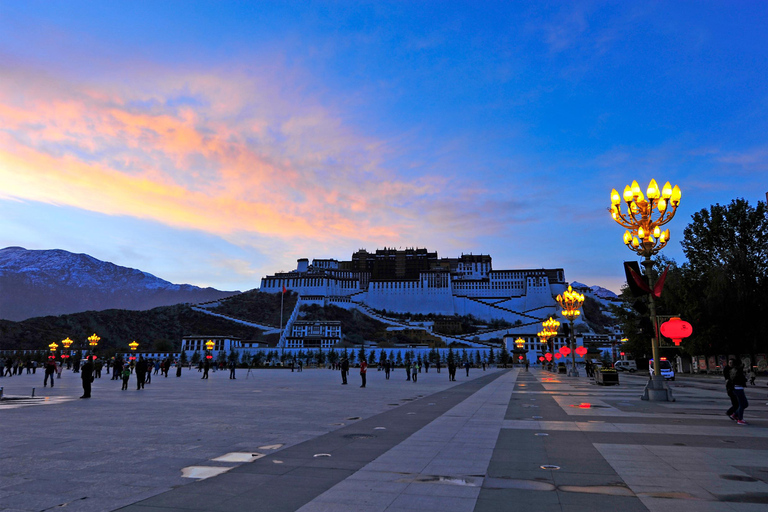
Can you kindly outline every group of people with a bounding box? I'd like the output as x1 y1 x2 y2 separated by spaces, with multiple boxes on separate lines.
338 358 478 386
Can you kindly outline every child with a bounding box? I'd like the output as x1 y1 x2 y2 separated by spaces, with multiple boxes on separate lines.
121 366 131 390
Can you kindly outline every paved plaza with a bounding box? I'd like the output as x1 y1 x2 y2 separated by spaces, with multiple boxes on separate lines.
1 365 767 512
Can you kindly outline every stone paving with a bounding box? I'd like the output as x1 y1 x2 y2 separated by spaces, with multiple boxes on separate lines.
1 366 767 511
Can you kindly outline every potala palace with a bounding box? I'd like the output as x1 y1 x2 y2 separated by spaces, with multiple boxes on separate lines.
261 248 568 324
258 248 612 352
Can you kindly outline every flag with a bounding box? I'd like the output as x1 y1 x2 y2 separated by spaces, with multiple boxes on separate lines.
652 265 670 299
282 285 287 294
624 261 651 297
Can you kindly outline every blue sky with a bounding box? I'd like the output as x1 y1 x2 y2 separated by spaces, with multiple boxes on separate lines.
1 1 766 292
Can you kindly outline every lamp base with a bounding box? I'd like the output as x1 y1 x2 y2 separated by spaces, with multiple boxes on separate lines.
568 369 580 377
641 375 675 402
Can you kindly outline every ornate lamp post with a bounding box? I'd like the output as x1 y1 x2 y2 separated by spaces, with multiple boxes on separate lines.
129 341 139 362
48 341 58 360
514 338 525 365
61 337 73 362
205 339 215 360
557 285 585 377
609 179 681 401
87 333 100 356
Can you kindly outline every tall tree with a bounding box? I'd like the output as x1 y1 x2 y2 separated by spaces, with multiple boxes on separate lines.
680 198 768 356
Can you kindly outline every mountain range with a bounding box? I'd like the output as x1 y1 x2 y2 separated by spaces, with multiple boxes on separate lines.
0 247 239 321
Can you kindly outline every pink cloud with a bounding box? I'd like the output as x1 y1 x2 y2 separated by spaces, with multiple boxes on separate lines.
0 62 464 247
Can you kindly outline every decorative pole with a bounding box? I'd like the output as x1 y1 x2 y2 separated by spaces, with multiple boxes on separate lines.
609 179 681 401
557 285 585 377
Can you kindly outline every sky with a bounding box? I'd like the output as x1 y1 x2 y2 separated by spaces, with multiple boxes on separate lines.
1 1 767 293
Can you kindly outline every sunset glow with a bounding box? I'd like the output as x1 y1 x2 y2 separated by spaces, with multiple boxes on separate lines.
1 2 766 290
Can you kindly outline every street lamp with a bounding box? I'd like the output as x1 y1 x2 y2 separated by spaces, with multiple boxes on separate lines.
610 179 681 401
129 341 139 362
539 317 560 371
557 285 585 377
61 337 73 362
205 339 215 360
48 341 58 359
514 338 526 366
87 333 100 355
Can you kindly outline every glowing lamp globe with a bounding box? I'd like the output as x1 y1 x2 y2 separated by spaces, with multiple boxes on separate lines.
660 317 693 346
575 346 588 357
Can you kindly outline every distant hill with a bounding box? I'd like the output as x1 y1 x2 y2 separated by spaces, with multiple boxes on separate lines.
0 247 240 321
0 304 265 352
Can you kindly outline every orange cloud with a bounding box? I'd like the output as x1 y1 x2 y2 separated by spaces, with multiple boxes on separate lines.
0 62 511 259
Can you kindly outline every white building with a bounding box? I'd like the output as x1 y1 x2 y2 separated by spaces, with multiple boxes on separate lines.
284 321 341 349
260 248 568 324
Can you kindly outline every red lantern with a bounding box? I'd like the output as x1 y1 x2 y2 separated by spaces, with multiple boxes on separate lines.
555 353 561 359
538 356 545 362
660 317 693 346
559 346 571 356
518 355 524 360
206 355 213 359
545 353 553 362
575 346 588 357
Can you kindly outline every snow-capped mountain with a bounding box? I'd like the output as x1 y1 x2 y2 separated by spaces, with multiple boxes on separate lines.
0 247 239 321
570 281 619 300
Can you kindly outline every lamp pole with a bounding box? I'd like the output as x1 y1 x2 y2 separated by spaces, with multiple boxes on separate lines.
609 179 681 401
557 285 585 377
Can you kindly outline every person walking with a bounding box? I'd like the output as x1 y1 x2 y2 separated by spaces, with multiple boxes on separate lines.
436 359 441 374
176 361 182 377
448 360 456 381
360 359 367 388
229 360 236 379
94 359 103 379
384 359 391 380
724 360 739 420
43 359 56 387
465 360 471 377
80 356 94 398
340 358 349 385
729 360 749 425
405 361 411 381
412 361 419 382
121 365 131 390
135 356 148 390
146 361 153 384
202 359 210 379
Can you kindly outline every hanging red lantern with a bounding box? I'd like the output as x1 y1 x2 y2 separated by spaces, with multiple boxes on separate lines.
538 356 545 362
545 353 553 362
575 346 588 357
518 355 524 360
555 353 562 359
660 317 693 346
559 346 571 356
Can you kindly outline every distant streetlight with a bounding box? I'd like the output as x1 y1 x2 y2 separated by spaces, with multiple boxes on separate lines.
48 341 58 359
87 333 100 354
557 285 585 377
609 179 681 401
205 339 215 360
61 337 73 361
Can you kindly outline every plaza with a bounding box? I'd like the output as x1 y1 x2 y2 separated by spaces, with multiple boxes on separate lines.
1 366 767 512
